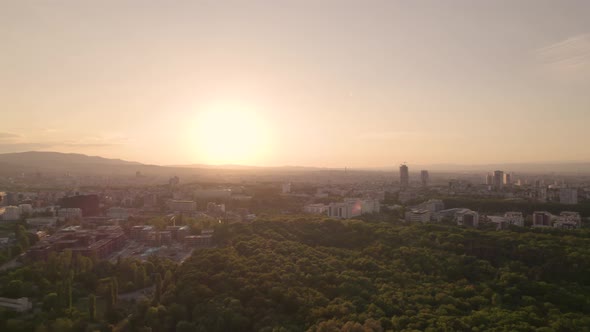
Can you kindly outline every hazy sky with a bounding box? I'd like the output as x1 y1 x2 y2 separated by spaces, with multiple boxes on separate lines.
1 0 590 167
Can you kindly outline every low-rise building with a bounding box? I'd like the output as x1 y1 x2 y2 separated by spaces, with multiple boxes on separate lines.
456 210 479 227
167 200 197 212
0 297 32 312
130 225 154 241
185 234 213 247
532 211 553 227
107 207 129 219
27 225 126 260
1 206 21 221
327 199 380 219
58 208 82 221
303 203 328 215
504 212 524 227
165 225 190 242
554 211 581 229
405 209 431 223
26 217 58 228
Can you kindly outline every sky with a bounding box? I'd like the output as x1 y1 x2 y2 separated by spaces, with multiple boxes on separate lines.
1 0 590 167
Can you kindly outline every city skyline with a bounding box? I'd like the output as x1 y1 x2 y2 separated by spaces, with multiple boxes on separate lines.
2 1 590 167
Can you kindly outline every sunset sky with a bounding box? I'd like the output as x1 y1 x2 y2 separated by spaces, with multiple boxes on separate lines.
1 1 589 167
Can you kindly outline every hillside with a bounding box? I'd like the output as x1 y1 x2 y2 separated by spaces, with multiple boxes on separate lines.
0 151 141 167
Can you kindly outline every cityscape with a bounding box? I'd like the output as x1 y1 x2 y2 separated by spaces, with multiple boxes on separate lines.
2 1 590 331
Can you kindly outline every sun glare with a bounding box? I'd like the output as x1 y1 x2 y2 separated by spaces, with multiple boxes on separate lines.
194 103 272 165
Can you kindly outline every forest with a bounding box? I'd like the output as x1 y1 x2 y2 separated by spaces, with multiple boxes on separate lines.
130 217 590 332
1 216 590 331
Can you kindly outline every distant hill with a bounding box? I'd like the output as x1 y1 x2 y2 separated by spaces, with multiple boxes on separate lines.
0 151 142 167
0 151 157 176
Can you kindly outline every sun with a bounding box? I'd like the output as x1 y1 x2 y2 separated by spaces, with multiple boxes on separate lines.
194 102 272 165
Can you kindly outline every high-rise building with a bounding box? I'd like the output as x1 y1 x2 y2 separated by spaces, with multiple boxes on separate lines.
486 173 493 185
505 173 511 185
493 170 504 190
400 164 409 188
420 170 429 187
560 188 578 205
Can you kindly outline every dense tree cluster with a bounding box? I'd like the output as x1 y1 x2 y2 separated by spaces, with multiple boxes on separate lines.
126 217 590 331
2 216 590 331
0 251 175 332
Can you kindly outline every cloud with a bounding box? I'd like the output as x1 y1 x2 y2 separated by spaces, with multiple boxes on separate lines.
356 131 423 141
534 33 590 77
0 132 22 142
0 133 127 154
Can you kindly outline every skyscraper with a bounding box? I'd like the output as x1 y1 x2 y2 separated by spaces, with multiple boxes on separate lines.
486 173 493 185
493 170 504 190
420 170 429 187
400 164 409 188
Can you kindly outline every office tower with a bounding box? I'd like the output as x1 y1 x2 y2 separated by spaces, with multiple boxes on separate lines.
400 164 409 188
493 170 504 190
420 170 429 187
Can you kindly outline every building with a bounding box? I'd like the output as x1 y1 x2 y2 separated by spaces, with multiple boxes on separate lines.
165 225 190 242
303 203 328 215
60 194 100 216
456 210 479 227
27 225 126 260
185 234 213 247
504 212 524 227
0 297 32 312
400 164 409 188
420 170 430 187
282 183 292 194
1 206 21 221
58 208 82 221
18 204 33 215
26 217 58 228
405 209 431 223
416 199 445 213
130 225 154 241
559 188 578 205
193 189 232 200
107 207 129 219
206 202 226 214
486 173 493 186
554 211 581 229
505 173 512 185
493 170 504 190
327 199 380 219
532 211 552 227
167 200 197 212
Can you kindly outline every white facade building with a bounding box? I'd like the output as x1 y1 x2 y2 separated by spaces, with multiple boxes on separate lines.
1 206 21 221
405 209 431 223
26 217 58 228
504 212 524 227
327 199 380 219
58 208 82 221
303 203 328 215
554 211 581 229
